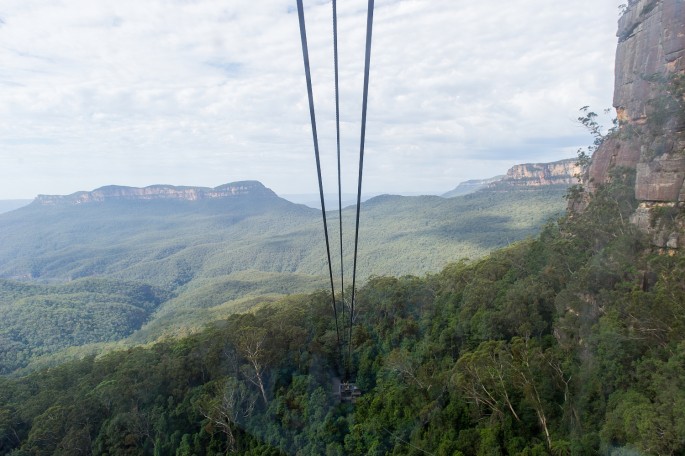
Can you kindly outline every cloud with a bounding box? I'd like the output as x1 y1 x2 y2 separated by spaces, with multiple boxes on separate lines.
0 0 623 198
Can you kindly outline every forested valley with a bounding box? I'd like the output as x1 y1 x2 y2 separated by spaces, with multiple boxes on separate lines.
0 185 567 374
2 165 684 455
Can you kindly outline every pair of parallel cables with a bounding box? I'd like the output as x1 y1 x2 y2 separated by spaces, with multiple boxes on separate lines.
295 0 374 377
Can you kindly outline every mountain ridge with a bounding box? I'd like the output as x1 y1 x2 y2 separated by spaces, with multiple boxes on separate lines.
443 158 580 197
28 157 581 207
500 158 580 188
33 180 276 206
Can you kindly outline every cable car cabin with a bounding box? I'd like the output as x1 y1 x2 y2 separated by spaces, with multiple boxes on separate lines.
336 381 362 404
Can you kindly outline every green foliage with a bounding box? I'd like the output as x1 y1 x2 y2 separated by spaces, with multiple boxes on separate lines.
577 106 616 158
567 107 618 205
0 278 169 374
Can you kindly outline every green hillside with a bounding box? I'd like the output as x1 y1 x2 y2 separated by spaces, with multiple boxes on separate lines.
0 196 318 285
0 278 170 375
353 187 567 275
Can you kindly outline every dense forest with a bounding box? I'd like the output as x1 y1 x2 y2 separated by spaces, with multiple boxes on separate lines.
2 161 683 455
0 279 171 375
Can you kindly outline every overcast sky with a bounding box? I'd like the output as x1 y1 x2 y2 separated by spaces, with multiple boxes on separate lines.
0 0 623 199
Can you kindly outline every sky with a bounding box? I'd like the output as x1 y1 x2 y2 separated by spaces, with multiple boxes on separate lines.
0 0 624 200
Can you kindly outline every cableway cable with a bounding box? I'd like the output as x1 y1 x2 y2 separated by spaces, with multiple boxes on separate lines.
296 0 342 349
296 0 374 380
332 0 346 361
348 0 374 370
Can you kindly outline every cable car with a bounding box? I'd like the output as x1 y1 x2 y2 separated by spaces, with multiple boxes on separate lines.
333 378 362 403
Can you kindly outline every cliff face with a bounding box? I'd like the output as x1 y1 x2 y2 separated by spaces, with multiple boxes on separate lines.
588 0 685 192
443 159 580 198
34 181 276 206
614 0 685 124
583 0 685 248
502 159 581 187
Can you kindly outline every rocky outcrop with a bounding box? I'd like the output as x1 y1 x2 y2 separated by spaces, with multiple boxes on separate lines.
636 157 685 200
34 181 276 205
585 136 642 190
444 159 580 198
614 0 685 124
631 202 685 248
500 159 581 187
613 0 685 203
581 0 685 248
588 0 685 190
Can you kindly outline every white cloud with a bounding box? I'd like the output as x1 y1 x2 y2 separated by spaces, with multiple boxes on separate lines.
0 0 623 198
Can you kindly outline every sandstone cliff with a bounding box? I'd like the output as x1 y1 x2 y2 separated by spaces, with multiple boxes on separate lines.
34 181 276 205
614 0 685 124
499 159 580 188
582 0 685 248
444 159 580 198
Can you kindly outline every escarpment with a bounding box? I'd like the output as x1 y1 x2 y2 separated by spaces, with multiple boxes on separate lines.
581 0 685 248
34 181 277 206
499 159 580 188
